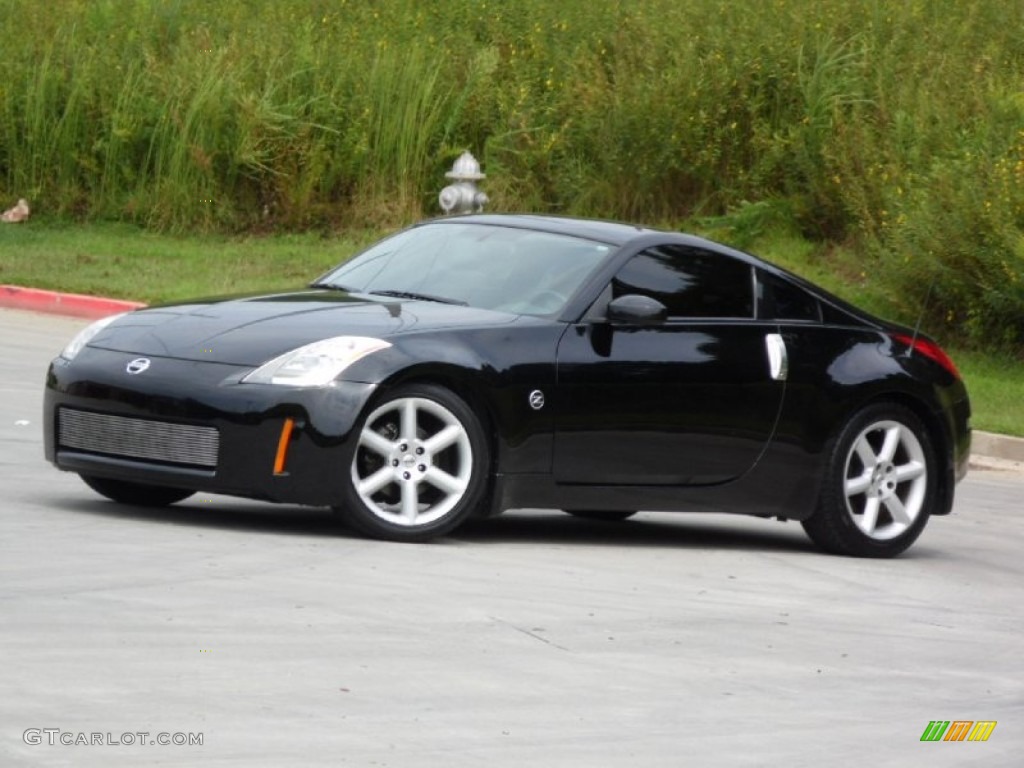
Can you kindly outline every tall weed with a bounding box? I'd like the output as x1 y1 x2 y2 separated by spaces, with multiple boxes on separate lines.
0 0 1021 349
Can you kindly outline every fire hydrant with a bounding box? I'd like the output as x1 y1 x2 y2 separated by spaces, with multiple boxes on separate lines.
439 152 488 215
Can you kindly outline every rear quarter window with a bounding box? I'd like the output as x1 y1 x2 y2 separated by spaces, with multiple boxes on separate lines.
760 272 820 321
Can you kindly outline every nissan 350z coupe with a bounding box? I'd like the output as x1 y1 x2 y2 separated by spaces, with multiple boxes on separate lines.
43 214 970 557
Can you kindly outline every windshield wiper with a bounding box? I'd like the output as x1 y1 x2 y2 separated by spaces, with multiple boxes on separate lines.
368 289 467 306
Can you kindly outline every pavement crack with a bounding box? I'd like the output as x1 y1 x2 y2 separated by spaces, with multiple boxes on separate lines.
489 615 572 652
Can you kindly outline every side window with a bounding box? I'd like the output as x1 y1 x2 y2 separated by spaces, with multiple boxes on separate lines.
612 245 754 319
759 272 820 321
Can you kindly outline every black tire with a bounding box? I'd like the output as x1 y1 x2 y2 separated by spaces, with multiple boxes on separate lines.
335 383 491 542
80 474 195 507
565 510 638 522
801 403 937 558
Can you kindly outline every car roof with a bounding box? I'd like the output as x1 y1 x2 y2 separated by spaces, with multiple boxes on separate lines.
418 214 882 327
422 214 767 266
422 213 661 246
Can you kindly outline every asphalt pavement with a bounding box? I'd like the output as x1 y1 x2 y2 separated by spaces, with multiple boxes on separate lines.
1 308 1021 767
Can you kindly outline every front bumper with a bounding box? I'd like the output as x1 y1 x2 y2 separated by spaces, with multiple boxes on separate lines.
43 348 377 507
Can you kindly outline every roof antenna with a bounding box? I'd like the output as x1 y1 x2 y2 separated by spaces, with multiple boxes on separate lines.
907 278 936 357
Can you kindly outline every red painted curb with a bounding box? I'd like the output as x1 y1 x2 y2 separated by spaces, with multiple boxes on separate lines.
0 285 146 319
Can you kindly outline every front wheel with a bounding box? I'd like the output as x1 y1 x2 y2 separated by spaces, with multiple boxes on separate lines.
801 403 936 558
80 475 194 507
336 384 491 542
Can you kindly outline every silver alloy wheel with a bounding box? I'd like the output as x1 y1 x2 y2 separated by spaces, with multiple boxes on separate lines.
842 419 927 540
351 396 473 527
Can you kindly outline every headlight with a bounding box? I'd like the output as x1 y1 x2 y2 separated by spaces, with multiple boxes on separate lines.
242 336 391 387
60 312 128 361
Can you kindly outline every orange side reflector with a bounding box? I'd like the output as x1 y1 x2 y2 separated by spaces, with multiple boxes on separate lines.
273 418 295 475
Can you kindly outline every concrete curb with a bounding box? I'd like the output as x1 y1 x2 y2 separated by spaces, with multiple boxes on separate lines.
970 431 1024 472
1 284 1020 471
0 284 145 319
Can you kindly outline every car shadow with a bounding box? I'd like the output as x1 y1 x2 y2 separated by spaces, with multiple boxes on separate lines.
51 494 345 538
456 510 816 553
50 494 817 554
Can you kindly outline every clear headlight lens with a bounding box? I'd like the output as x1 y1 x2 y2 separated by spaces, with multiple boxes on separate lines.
242 336 391 387
60 312 128 361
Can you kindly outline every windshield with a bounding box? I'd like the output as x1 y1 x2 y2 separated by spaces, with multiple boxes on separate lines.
319 222 612 316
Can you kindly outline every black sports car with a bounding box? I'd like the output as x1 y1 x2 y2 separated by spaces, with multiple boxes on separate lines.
43 214 970 557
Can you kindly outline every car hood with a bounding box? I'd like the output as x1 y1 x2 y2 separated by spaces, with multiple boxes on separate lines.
86 290 520 366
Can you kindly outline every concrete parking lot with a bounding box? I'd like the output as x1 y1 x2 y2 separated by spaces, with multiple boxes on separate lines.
1 308 1021 767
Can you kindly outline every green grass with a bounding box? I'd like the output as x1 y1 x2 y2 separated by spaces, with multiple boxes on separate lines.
1 220 1020 436
0 219 374 304
950 349 1024 437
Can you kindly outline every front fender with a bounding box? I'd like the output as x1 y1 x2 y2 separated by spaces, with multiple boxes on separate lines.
338 324 566 475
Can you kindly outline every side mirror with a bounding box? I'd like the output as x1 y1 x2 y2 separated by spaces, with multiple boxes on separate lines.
606 294 668 325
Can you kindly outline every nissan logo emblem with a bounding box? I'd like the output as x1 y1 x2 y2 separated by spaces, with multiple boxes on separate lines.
528 390 545 410
126 358 151 375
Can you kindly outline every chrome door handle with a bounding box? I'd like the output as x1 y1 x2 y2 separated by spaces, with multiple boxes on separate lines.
765 333 788 381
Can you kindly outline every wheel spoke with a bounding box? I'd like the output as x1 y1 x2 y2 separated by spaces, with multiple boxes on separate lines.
846 471 872 496
895 461 925 483
883 494 911 526
358 466 394 497
424 466 467 496
359 429 394 458
401 481 420 521
400 399 418 442
859 496 881 534
854 438 878 471
879 426 901 462
423 424 463 454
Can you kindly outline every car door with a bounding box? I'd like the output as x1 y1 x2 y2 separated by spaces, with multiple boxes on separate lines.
554 244 787 486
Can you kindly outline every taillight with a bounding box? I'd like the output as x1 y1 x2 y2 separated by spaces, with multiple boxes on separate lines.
892 333 961 379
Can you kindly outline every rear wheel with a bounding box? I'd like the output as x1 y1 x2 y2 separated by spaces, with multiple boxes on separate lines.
565 510 637 522
80 475 194 507
337 384 490 542
802 403 936 557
